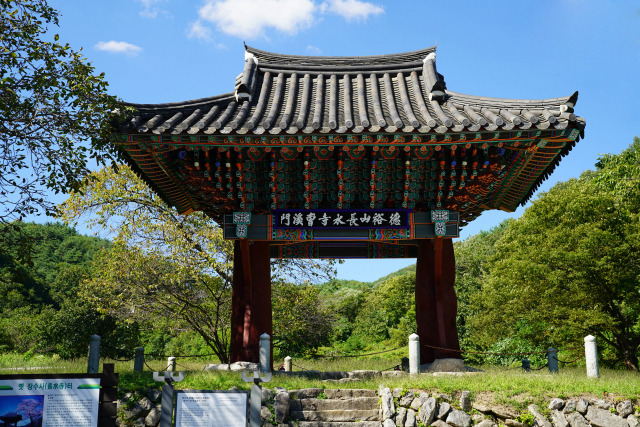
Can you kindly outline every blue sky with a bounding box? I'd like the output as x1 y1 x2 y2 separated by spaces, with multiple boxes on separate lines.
46 0 640 282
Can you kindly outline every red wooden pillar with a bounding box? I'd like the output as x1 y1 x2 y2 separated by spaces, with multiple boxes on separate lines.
415 239 439 363
249 241 273 368
230 241 247 362
229 240 272 365
438 238 460 359
415 238 460 363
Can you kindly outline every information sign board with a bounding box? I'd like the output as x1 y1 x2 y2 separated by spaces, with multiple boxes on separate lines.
0 377 100 427
175 391 248 427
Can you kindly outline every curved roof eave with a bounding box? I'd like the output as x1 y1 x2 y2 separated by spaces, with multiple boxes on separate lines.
124 92 236 112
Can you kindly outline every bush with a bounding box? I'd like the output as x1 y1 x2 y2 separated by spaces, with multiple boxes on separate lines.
485 337 547 367
272 282 334 355
351 273 416 344
163 331 212 359
389 316 416 348
0 307 45 353
38 301 140 359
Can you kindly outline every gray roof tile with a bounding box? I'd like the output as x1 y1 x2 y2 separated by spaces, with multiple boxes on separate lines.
121 45 584 137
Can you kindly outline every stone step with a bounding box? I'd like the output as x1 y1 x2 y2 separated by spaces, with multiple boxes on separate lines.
289 388 378 400
290 409 380 422
324 389 378 399
293 397 379 411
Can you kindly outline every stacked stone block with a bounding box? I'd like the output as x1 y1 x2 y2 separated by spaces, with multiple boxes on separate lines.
115 386 639 427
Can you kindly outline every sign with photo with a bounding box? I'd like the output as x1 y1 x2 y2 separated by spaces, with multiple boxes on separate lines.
274 209 410 229
0 377 100 427
175 391 248 427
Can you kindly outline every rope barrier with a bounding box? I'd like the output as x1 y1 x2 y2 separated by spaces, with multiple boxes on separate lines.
311 346 404 359
143 360 157 372
291 362 310 371
175 362 191 370
504 364 525 371
145 353 219 359
530 363 549 371
420 343 583 357
108 356 136 362
145 344 255 359
119 341 584 373
556 353 585 364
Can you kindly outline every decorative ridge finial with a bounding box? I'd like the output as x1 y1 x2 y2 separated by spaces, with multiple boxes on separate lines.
245 50 258 64
424 52 436 63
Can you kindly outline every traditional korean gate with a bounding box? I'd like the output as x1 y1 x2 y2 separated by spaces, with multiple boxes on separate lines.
113 44 585 364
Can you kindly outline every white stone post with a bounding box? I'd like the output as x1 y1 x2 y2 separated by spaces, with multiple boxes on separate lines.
584 335 599 378
168 356 176 372
259 333 271 373
87 334 101 374
284 356 292 372
409 333 420 375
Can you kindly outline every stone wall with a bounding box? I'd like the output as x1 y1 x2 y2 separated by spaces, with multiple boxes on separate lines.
116 385 640 427
117 389 162 427
377 387 639 427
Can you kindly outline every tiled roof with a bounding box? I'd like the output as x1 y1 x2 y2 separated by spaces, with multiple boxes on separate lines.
118 45 584 138
114 45 585 231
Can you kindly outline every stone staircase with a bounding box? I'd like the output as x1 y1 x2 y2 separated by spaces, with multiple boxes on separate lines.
287 388 381 427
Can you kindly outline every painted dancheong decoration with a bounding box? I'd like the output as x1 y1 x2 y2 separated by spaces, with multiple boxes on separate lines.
113 44 585 364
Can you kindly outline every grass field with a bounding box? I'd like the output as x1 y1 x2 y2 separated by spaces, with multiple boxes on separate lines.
1 352 639 412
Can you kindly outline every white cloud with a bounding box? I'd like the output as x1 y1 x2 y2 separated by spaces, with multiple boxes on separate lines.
94 41 143 56
191 0 384 41
307 45 322 54
196 0 317 39
324 0 384 21
187 20 214 42
136 0 166 18
187 21 228 49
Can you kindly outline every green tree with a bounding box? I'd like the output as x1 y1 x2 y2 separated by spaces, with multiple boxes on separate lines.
472 140 640 370
352 273 416 344
39 300 140 359
1 0 125 224
272 282 335 355
0 222 136 357
319 279 372 341
85 243 232 362
0 222 108 310
59 165 336 361
594 136 640 206
453 221 510 362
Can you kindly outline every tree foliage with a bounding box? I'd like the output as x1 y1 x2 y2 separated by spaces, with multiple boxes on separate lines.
1 0 126 223
272 282 335 355
59 165 337 360
347 274 416 348
0 222 136 357
471 139 640 370
319 279 372 341
85 244 232 362
453 221 510 362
